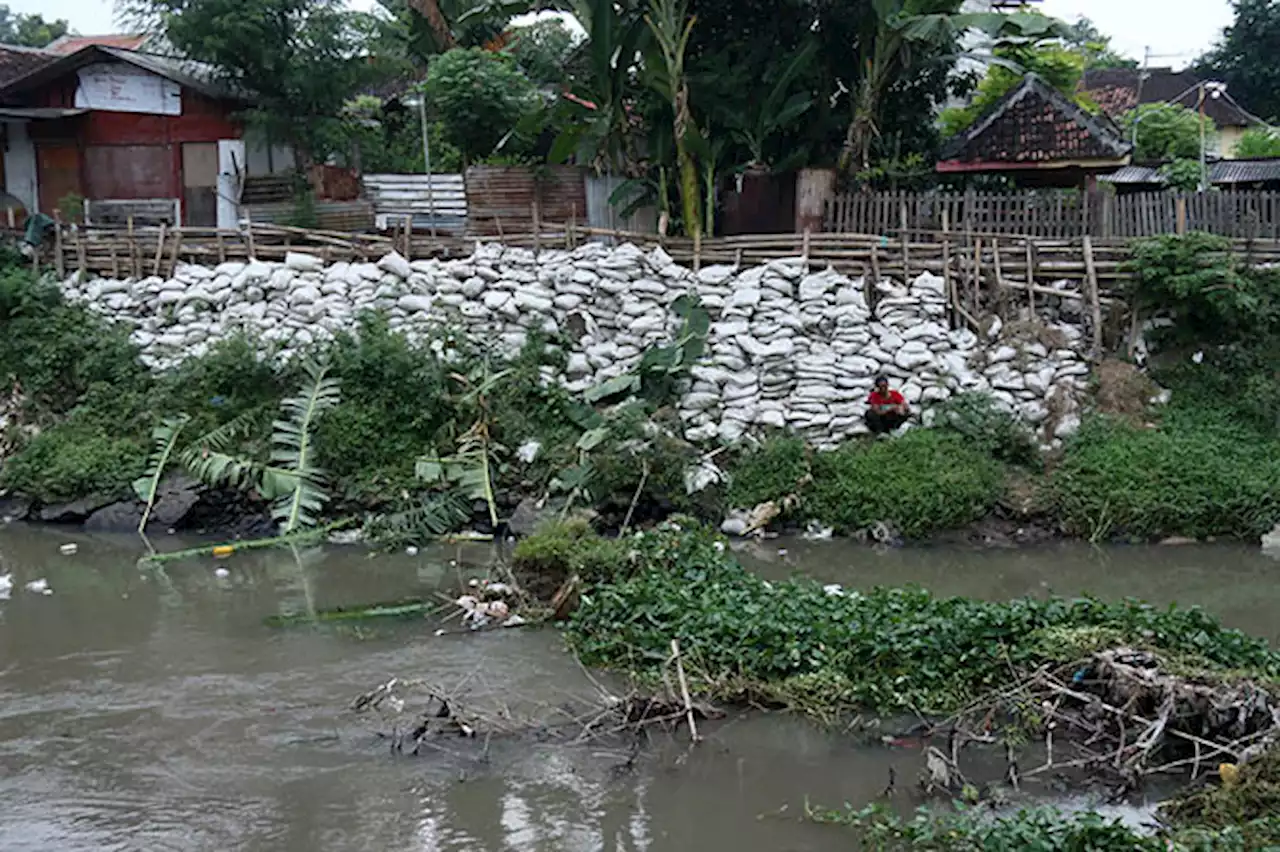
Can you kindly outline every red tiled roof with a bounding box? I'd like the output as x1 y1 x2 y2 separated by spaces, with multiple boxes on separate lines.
45 34 148 56
0 44 54 88
939 74 1131 171
1081 67 1258 128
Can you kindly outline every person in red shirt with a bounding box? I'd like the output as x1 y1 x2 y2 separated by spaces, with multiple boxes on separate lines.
865 375 910 435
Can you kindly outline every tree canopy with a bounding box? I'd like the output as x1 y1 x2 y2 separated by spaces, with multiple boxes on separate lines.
1063 16 1136 70
939 41 1089 139
1197 0 1280 122
120 0 384 165
0 5 69 47
422 47 538 165
1234 127 1280 159
1121 103 1205 163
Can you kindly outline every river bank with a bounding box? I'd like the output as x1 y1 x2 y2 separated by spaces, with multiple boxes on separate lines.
3 524 1279 849
5 234 1280 549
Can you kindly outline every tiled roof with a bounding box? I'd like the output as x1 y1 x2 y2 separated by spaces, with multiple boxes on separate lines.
1081 68 1261 128
939 74 1132 170
1101 158 1280 186
0 44 54 88
45 34 149 55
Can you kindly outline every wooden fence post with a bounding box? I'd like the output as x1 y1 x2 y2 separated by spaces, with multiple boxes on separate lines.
1083 235 1103 359
1025 238 1036 319
1176 197 1188 236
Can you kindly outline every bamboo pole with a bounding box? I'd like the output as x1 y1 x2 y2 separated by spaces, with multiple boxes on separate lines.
532 198 541 254
900 200 910 280
1083 235 1104 359
168 227 182 276
670 639 701 744
972 236 983 317
75 225 87 278
870 241 881 283
128 216 140 278
53 215 65 279
153 223 168 276
992 237 1006 320
1025 238 1036 319
245 211 256 260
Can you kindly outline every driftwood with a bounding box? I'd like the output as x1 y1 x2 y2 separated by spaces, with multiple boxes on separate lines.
925 647 1280 794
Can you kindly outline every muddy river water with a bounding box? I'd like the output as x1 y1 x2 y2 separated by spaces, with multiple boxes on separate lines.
2 525 1278 851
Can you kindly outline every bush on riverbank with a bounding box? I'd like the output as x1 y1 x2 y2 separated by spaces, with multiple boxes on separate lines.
566 523 1280 716
1052 414 1280 541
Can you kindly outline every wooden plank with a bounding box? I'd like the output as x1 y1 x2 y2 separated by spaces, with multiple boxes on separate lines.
1083 235 1103 359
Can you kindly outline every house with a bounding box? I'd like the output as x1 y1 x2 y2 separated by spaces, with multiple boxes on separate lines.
0 44 53 87
45 34 155 55
1080 67 1265 159
0 43 294 227
1102 157 1280 192
937 74 1132 188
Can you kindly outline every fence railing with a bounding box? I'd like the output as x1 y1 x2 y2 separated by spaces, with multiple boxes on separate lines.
825 190 1280 240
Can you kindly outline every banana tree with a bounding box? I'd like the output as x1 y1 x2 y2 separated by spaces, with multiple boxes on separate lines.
841 2 1070 174
643 0 701 240
546 0 649 175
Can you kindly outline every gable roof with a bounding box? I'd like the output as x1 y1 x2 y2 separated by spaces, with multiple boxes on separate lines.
0 43 54 88
0 44 245 104
1081 67 1262 128
938 74 1132 172
46 34 150 56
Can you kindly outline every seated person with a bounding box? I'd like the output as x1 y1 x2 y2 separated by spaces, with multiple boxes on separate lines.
865 376 910 434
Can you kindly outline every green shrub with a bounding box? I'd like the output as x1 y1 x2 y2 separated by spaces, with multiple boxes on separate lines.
568 525 1280 715
803 430 1004 538
313 316 455 499
1052 415 1280 541
0 267 148 417
511 518 626 583
1 421 144 503
155 333 286 436
725 436 809 509
931 392 1039 466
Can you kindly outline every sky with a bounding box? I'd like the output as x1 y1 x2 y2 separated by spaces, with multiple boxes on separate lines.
7 0 1235 68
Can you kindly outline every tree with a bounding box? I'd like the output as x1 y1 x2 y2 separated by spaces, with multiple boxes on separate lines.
507 17 581 87
939 41 1087 138
1198 0 1280 122
1235 126 1280 158
0 5 69 48
839 5 1070 173
644 0 701 239
1063 16 1136 70
1121 103 1204 162
120 0 382 168
422 47 538 165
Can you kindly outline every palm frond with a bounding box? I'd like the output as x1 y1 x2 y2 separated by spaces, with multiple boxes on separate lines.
370 491 472 547
271 361 342 534
181 406 272 460
132 415 191 533
183 449 263 491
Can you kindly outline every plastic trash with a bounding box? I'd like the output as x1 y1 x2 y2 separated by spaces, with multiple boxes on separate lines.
25 578 51 595
59 543 78 555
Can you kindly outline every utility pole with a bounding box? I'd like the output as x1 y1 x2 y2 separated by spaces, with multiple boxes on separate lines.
1198 82 1208 192
1132 46 1151 150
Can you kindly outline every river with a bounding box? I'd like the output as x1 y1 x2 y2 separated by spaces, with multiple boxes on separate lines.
1 525 1277 851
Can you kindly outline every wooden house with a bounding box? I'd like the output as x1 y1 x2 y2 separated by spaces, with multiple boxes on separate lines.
937 74 1133 189
0 44 294 227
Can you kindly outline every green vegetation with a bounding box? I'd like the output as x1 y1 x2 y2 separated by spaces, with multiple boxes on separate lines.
512 518 626 583
1234 127 1280 159
806 801 1280 851
1121 103 1205 163
565 523 1280 716
805 431 1003 538
421 47 539 166
1052 415 1280 541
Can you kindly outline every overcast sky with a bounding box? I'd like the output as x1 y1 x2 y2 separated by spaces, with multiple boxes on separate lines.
9 0 1235 67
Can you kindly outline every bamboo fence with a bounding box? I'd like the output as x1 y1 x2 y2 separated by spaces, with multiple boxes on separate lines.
45 219 1280 355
